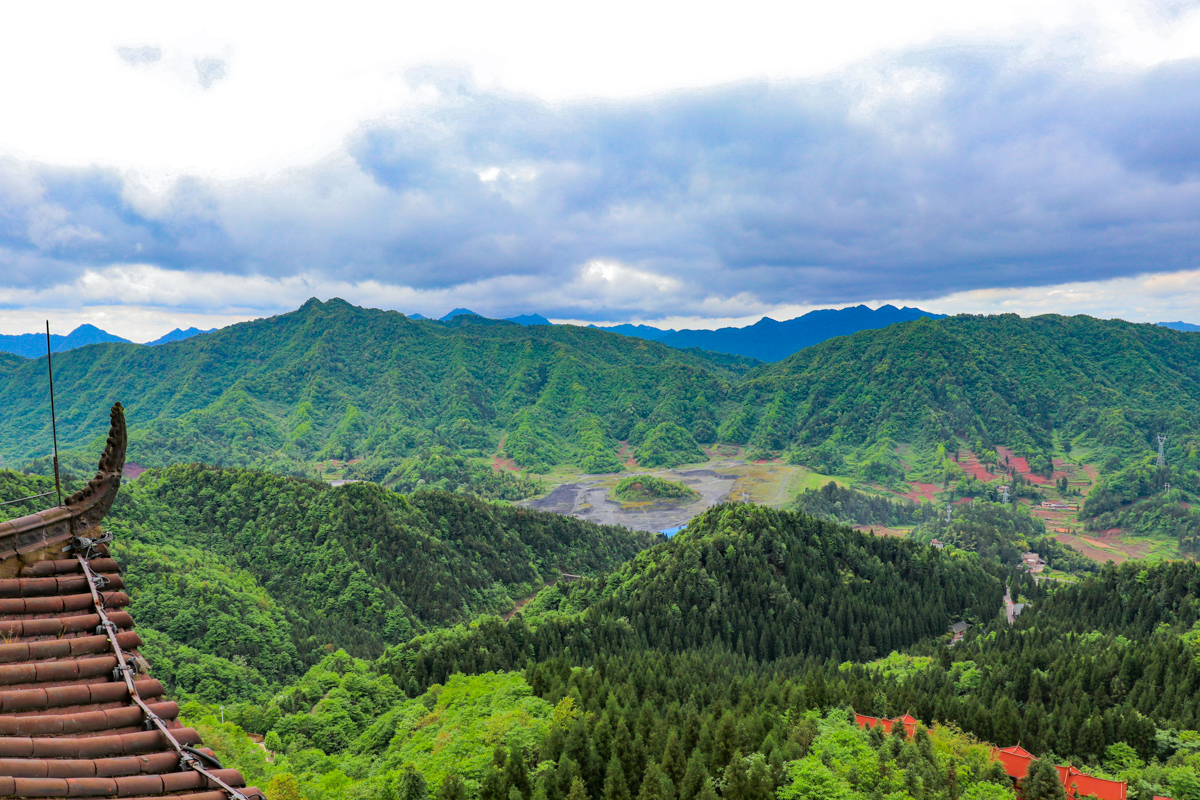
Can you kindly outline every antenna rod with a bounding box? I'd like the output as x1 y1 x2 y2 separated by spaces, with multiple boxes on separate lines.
45 321 63 507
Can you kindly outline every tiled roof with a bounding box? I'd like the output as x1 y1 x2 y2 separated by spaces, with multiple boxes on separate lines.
854 713 919 737
0 403 261 799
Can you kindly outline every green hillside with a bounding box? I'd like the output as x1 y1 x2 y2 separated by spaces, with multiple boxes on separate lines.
0 299 754 481
102 464 655 699
748 314 1200 465
8 304 1200 546
189 505 1200 800
6 304 1198 485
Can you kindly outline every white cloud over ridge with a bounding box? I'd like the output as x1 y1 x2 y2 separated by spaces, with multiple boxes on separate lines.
3 263 1200 342
2 2 1200 330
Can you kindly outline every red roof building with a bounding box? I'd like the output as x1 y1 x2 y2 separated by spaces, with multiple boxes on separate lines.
862 711 1129 800
855 713 919 737
992 745 1037 779
990 744 1127 800
1056 765 1127 800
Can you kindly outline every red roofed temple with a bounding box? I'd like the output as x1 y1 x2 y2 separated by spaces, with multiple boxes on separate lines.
0 403 262 799
855 713 920 738
991 744 1127 800
857 713 1130 800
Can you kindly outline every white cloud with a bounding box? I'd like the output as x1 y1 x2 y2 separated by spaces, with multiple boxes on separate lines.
4 263 1199 343
3 0 1200 183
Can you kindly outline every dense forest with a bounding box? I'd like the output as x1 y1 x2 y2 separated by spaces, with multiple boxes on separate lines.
100 465 655 698
3 303 1200 504
150 503 1200 800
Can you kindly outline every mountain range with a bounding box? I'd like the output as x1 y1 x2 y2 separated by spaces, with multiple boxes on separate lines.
424 303 946 361
3 299 1198 494
589 304 946 361
0 324 214 358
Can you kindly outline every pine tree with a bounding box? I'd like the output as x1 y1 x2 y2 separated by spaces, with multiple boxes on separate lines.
678 750 707 800
604 755 631 800
568 778 591 800
661 732 687 787
507 743 532 799
1023 759 1066 800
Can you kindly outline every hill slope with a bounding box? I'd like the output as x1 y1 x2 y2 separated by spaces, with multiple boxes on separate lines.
7 305 1200 514
105 464 655 698
745 313 1200 461
0 299 756 476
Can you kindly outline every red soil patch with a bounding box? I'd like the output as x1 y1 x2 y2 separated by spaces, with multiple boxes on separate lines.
492 455 520 472
122 462 146 479
901 482 939 502
995 446 1051 485
856 525 906 538
617 441 638 467
956 450 998 483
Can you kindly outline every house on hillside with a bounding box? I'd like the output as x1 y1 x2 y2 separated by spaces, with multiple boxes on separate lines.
930 538 945 549
1021 551 1046 574
950 621 969 644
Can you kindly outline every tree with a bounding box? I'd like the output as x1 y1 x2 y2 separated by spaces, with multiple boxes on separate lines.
265 773 304 800
678 750 707 800
605 755 631 800
438 774 468 800
399 765 429 800
661 732 687 787
1023 760 1066 800
507 743 532 799
568 778 591 800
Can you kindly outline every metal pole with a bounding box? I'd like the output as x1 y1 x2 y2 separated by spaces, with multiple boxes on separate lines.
45 322 63 507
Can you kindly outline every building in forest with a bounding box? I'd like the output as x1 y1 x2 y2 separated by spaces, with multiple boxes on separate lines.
858 715 1134 800
854 713 919 737
0 403 262 799
991 744 1128 800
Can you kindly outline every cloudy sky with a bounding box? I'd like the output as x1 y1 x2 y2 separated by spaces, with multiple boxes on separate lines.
3 1 1200 340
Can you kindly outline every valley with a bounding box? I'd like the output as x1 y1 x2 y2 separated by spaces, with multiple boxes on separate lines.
2 302 1200 800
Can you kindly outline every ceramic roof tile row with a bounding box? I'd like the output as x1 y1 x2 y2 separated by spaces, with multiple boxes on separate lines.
0 403 261 799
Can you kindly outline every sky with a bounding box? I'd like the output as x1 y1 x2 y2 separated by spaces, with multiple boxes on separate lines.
3 1 1200 341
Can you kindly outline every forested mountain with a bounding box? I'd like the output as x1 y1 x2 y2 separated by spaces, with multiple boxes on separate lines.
180 504 1200 800
747 314 1200 467
864 560 1200 762
5 303 1200 491
0 299 756 478
99 464 655 697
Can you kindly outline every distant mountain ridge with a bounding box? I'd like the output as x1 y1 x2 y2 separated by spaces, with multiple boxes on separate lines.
0 324 130 358
143 327 216 346
1160 321 1200 332
411 304 943 361
0 325 216 358
590 304 945 361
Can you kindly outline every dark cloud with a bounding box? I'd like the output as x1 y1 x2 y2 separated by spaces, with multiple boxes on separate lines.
115 45 162 67
194 58 227 90
4 48 1200 319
